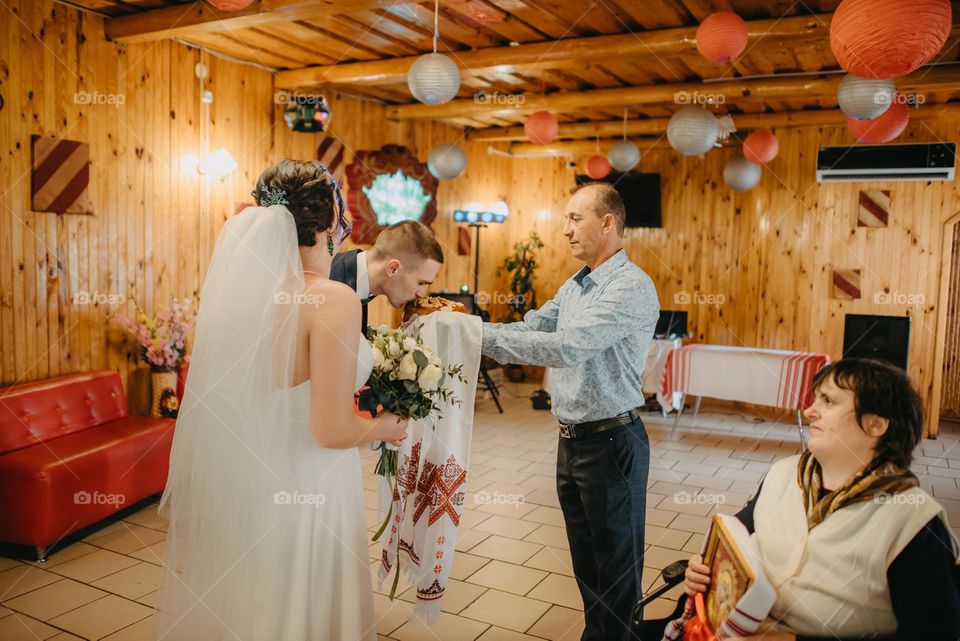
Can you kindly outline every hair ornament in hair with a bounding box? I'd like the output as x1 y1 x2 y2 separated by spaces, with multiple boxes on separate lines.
260 185 289 207
315 161 350 241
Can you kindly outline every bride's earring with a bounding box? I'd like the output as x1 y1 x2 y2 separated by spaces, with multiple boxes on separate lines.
326 233 334 256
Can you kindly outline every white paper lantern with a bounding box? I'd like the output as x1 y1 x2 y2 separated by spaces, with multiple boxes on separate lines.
667 107 720 156
407 53 461 105
723 155 762 191
427 144 466 180
837 74 894 120
608 140 640 172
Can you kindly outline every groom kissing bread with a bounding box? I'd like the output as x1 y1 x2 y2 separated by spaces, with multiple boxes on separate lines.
330 220 444 331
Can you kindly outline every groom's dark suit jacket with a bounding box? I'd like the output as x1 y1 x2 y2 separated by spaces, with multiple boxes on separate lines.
329 249 370 333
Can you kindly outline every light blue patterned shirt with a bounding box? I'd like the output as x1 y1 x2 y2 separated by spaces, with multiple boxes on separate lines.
482 249 659 424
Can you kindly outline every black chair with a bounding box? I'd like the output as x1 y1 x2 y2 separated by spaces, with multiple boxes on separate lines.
431 291 503 414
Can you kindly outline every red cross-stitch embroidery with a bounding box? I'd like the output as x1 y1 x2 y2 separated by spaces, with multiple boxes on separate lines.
413 460 436 524
396 441 421 499
428 454 467 527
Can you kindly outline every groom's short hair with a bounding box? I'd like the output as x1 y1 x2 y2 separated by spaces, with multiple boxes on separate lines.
370 220 444 264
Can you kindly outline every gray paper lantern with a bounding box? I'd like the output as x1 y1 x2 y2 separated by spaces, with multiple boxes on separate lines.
723 155 762 192
407 53 461 105
837 74 894 121
608 140 640 172
667 107 720 156
427 144 466 180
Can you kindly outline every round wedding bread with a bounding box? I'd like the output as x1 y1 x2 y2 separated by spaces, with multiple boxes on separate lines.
404 296 468 319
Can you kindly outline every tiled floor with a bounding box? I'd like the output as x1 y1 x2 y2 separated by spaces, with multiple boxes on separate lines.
2 382 959 640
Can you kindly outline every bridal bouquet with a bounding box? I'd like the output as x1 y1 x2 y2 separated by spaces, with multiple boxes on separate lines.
357 324 465 541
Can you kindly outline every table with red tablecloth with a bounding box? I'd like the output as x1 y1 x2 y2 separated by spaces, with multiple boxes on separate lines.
660 344 831 442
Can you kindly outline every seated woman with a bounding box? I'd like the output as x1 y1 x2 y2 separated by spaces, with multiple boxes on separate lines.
673 358 960 641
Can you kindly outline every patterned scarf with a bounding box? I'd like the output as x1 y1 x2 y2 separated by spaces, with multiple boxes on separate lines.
796 449 919 530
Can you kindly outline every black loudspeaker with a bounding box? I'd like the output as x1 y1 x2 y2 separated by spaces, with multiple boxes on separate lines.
655 310 689 339
842 314 910 371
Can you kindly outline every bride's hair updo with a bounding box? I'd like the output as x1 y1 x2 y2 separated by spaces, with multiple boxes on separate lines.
252 159 347 247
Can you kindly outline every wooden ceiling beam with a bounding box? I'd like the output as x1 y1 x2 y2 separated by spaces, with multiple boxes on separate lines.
104 0 399 44
506 137 722 155
275 12 832 89
468 103 960 141
386 65 960 119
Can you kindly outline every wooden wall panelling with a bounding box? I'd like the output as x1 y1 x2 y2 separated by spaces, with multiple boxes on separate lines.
5 1 959 437
937 220 960 418
483 120 960 436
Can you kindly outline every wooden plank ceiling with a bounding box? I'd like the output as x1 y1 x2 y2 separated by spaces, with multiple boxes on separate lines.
72 0 960 136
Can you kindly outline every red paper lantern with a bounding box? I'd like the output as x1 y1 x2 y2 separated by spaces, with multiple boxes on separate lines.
209 0 255 10
696 11 749 63
830 0 952 79
742 130 779 164
585 155 611 179
846 100 910 143
524 111 559 145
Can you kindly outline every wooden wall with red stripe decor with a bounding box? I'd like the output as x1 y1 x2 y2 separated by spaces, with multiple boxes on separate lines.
0 0 490 413
2 1 958 436
484 127 960 438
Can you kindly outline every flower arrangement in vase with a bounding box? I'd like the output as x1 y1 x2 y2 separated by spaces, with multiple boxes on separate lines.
114 298 197 418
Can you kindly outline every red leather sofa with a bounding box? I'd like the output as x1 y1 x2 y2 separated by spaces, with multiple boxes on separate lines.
0 370 175 561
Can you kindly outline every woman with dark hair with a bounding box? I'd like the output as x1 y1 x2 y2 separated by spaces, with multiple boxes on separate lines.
679 358 960 640
157 159 408 640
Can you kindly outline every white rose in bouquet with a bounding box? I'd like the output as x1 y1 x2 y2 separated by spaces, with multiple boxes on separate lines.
388 339 401 357
403 336 418 352
417 363 443 391
397 353 418 380
371 348 385 369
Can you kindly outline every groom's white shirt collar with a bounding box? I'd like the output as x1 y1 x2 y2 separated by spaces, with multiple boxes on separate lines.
356 250 370 300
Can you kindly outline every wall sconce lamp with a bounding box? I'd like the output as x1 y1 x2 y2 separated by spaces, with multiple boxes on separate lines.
179 148 237 181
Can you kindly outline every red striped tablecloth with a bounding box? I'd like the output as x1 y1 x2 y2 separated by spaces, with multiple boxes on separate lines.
661 345 831 411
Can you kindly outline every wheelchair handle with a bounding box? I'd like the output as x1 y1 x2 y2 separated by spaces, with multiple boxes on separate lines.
632 559 689 626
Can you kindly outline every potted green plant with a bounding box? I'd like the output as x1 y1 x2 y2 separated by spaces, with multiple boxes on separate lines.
497 232 543 382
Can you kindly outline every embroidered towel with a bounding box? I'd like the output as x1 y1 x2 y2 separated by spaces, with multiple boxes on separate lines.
378 312 482 623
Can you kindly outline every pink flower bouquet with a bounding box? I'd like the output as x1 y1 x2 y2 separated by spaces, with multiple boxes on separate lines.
114 298 197 371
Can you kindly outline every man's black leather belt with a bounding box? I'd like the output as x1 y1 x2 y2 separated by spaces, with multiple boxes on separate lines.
558 409 639 439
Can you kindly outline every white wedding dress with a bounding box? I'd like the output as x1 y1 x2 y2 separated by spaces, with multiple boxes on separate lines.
276 338 375 639
157 205 377 641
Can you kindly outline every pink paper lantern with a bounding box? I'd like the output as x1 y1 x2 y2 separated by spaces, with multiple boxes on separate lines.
209 0 256 10
742 130 779 164
524 111 559 145
830 0 952 79
696 12 749 63
846 100 910 143
585 155 611 179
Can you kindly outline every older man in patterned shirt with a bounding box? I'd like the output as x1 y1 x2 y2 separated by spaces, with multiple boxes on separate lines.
483 182 659 641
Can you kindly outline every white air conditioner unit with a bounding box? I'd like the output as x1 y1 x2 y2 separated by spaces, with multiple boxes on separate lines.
816 142 955 183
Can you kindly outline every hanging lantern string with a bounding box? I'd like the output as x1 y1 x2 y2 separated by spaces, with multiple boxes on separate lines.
433 0 439 53
595 135 599 154
623 108 628 140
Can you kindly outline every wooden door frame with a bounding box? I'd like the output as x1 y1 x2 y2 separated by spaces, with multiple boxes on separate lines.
929 211 960 438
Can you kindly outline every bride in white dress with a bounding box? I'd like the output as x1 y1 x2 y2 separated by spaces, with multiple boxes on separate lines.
156 159 409 640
